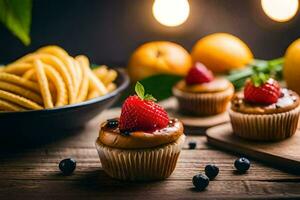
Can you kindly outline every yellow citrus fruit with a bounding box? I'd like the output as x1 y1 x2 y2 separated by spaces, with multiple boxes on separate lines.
191 33 254 73
128 41 192 81
284 38 300 94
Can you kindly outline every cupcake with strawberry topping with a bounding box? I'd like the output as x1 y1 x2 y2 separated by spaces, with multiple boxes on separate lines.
95 82 185 181
230 73 300 141
172 62 234 116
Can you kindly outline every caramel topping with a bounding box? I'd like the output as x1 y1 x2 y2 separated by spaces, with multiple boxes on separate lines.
231 89 300 114
175 77 232 93
97 119 184 149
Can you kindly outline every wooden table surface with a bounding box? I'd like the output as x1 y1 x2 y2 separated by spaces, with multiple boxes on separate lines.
1 108 300 200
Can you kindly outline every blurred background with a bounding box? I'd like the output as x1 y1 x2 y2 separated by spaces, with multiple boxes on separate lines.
1 0 300 65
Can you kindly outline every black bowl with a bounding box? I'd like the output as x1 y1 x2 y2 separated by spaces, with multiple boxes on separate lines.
0 68 129 144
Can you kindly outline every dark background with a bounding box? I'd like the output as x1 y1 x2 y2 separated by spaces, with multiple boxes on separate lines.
1 0 300 65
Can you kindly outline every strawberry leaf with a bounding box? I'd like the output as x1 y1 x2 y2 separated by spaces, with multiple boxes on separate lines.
135 82 157 101
135 81 145 99
144 94 157 101
251 72 269 87
227 58 283 90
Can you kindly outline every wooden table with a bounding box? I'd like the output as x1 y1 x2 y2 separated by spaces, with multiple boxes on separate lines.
1 108 300 200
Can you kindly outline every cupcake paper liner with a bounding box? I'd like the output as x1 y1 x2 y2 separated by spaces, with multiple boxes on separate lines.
172 85 234 116
95 134 186 181
229 106 300 141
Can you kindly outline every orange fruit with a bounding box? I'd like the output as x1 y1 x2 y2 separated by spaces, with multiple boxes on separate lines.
128 41 192 81
284 38 300 94
191 33 254 73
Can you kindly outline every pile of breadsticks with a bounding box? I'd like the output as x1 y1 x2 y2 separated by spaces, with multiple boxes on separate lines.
0 45 117 112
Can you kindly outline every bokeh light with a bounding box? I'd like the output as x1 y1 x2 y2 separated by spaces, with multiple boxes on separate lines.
261 0 299 22
152 0 190 27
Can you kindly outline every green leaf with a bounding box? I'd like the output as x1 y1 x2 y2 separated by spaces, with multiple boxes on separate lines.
140 74 182 101
0 0 32 45
227 57 283 90
134 81 157 101
135 81 145 99
144 94 157 101
251 72 269 87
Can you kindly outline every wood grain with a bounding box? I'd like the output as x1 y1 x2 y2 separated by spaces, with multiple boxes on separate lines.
0 110 299 199
207 123 300 174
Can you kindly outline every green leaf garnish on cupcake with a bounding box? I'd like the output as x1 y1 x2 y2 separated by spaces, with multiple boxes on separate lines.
135 81 157 101
251 72 270 87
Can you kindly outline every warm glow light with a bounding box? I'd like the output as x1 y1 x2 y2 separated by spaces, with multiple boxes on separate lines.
152 0 190 27
261 0 299 22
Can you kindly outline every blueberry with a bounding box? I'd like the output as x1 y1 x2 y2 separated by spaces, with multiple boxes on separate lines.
205 164 219 179
234 157 250 173
192 174 209 191
121 131 131 136
106 119 119 128
59 158 76 175
188 141 197 149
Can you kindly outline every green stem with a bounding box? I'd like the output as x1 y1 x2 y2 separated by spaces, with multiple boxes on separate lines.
227 57 284 89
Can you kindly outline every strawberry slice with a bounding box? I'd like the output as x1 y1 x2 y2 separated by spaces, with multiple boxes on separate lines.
119 82 169 132
244 74 281 104
185 62 214 85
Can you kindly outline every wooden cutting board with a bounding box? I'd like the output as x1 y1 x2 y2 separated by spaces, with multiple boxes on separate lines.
206 123 300 174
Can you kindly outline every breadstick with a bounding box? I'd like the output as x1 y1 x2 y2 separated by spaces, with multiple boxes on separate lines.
0 45 117 111
73 59 82 96
0 72 40 93
37 46 78 93
0 99 25 112
34 60 54 108
3 63 33 75
106 83 117 92
87 89 99 100
102 70 118 86
43 64 68 107
75 57 89 102
22 68 36 80
76 56 107 95
0 90 42 110
88 70 108 95
93 65 108 81
0 81 43 104
11 53 75 104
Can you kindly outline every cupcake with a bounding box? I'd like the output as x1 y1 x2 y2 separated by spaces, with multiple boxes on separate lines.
230 75 300 141
172 62 234 116
95 82 185 181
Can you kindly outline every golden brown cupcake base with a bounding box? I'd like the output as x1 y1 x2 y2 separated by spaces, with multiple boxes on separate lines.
95 134 185 181
229 106 300 141
173 83 234 116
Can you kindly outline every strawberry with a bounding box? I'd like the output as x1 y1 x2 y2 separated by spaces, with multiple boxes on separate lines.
119 82 169 132
244 74 281 104
185 62 214 85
